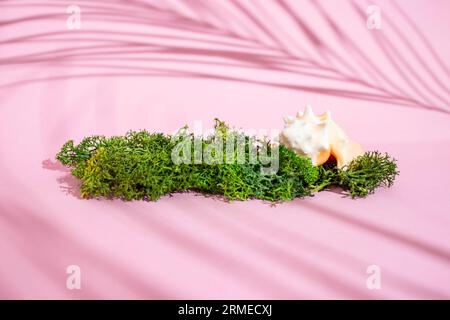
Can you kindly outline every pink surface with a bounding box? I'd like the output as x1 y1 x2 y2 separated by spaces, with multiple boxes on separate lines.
0 0 450 299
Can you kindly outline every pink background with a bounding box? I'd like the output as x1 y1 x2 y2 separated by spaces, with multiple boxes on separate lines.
0 0 449 299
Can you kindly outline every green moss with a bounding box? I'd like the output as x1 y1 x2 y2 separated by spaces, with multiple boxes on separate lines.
56 121 398 202
334 151 399 197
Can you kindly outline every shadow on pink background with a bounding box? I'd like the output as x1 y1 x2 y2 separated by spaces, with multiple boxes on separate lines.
0 0 449 299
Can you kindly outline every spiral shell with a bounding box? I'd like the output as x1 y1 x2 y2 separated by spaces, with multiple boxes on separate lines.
280 105 364 168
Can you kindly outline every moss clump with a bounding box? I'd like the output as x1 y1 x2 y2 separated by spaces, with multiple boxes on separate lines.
56 120 398 202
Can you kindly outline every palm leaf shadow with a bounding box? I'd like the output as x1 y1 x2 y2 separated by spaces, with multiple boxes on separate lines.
0 0 449 114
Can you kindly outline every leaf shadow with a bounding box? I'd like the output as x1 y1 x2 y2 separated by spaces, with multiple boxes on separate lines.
0 0 449 114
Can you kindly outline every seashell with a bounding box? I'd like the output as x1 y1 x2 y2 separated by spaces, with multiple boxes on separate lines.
280 105 364 168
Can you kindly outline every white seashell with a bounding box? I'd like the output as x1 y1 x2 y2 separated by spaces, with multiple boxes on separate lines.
279 106 330 166
280 105 364 168
283 116 294 125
